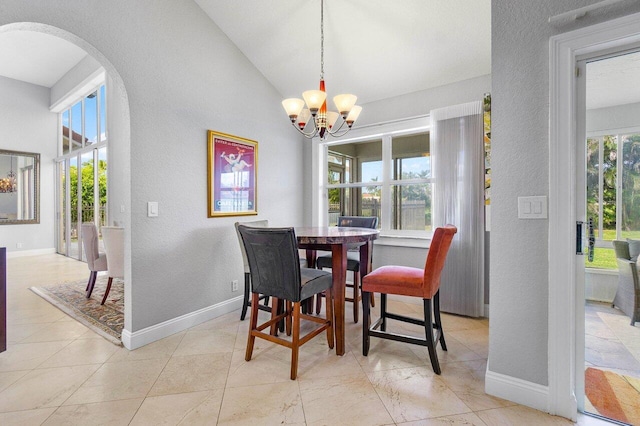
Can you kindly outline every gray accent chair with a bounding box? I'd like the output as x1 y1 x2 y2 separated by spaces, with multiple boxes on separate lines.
612 240 640 325
81 223 108 298
237 225 334 380
315 216 378 323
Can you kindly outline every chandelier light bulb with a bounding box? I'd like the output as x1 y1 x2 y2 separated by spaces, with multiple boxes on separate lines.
302 90 327 114
345 105 362 126
333 94 357 116
282 98 305 121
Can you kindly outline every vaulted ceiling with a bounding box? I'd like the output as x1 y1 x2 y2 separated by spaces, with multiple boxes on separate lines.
0 1 638 111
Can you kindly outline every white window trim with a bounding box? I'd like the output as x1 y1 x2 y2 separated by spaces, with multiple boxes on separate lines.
312 115 431 243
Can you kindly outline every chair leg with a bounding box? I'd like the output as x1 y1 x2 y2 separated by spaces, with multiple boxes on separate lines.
353 270 360 323
100 277 113 305
291 301 301 380
240 273 251 320
326 286 335 349
362 291 371 356
245 293 260 361
85 271 97 298
433 290 447 351
315 292 323 314
270 298 280 336
423 298 441 375
380 293 387 332
286 300 293 336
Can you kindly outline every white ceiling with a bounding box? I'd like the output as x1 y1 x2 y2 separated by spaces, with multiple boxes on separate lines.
0 31 87 88
0 1 637 111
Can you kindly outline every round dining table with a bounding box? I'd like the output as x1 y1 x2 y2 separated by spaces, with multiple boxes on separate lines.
295 226 379 356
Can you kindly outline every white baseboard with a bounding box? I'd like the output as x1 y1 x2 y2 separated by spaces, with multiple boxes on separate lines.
485 369 549 413
7 248 56 258
121 295 244 350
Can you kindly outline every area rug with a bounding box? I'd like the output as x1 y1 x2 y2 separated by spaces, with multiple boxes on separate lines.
585 367 640 425
30 276 123 346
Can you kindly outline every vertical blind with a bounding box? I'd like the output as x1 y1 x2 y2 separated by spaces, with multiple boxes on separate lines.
431 101 485 317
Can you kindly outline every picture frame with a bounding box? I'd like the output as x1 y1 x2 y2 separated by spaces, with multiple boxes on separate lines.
207 130 257 217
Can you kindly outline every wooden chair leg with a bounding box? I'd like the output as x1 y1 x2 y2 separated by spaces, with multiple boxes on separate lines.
362 291 371 355
433 290 447 351
286 300 293 336
270 298 281 336
423 298 441 375
353 270 360 323
326 286 335 349
100 277 113 305
85 271 97 298
380 293 387 331
245 293 260 361
291 301 301 380
240 273 251 320
315 292 323 314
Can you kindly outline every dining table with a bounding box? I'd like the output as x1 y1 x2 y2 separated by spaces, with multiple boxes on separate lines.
295 226 379 356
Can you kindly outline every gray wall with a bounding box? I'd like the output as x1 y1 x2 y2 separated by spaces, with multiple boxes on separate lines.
491 0 640 386
0 76 57 252
1 0 304 333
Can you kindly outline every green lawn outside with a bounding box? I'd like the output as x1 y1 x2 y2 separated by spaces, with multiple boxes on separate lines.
585 229 640 270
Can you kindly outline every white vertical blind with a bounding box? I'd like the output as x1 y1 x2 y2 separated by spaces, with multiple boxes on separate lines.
431 101 485 317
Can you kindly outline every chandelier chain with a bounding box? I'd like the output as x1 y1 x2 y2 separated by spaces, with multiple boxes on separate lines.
320 0 324 80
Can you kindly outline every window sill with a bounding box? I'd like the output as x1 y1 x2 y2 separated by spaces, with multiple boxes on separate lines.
584 268 617 275
374 234 431 249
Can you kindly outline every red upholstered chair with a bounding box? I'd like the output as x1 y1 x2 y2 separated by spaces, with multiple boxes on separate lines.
361 225 457 375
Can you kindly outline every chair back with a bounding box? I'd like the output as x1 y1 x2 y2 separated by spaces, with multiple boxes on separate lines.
423 225 457 298
235 220 269 273
338 216 378 229
613 240 631 260
81 223 100 270
238 226 303 302
102 226 125 279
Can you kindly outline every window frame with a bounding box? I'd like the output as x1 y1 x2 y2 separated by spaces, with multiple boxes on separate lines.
312 116 431 240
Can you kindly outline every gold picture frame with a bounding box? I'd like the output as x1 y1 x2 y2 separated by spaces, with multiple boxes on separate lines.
207 130 258 217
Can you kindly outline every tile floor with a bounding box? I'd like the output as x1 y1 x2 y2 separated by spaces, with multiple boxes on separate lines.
0 254 616 425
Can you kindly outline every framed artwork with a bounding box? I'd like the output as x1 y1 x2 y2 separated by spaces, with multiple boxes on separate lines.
207 130 257 217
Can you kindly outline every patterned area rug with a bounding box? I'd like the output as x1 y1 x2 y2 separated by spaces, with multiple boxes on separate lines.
585 367 640 425
30 276 124 346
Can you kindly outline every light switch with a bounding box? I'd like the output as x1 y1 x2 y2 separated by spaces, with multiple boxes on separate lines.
147 201 159 217
518 196 547 219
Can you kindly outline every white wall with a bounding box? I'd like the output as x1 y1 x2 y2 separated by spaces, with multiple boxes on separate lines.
490 0 640 391
0 76 57 253
1 1 304 338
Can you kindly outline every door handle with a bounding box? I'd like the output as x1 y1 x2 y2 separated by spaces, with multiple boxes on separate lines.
587 217 595 262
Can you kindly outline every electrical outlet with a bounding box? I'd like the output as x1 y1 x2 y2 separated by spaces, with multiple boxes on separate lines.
232 280 239 292
16 243 23 249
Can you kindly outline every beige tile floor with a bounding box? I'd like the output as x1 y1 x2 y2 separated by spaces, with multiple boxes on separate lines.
0 254 615 425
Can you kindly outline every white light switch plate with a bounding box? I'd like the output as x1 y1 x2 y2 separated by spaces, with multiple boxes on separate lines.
147 201 159 217
518 196 547 219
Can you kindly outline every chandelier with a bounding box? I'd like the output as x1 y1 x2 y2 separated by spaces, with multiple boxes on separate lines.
0 157 16 194
281 0 362 140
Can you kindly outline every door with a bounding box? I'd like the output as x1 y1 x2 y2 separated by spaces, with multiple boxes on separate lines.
578 50 640 425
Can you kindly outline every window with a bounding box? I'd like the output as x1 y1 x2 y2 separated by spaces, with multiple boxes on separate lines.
318 117 431 237
586 131 640 269
56 83 108 260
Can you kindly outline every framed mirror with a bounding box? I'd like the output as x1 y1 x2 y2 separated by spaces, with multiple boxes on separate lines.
0 149 40 225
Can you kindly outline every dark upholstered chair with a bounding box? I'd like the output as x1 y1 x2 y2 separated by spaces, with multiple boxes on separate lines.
81 223 107 298
315 216 378 323
238 225 334 380
234 220 271 320
362 225 457 375
612 240 640 325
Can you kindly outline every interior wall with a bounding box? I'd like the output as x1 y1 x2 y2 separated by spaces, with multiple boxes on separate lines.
490 0 640 389
0 76 57 253
1 0 304 334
